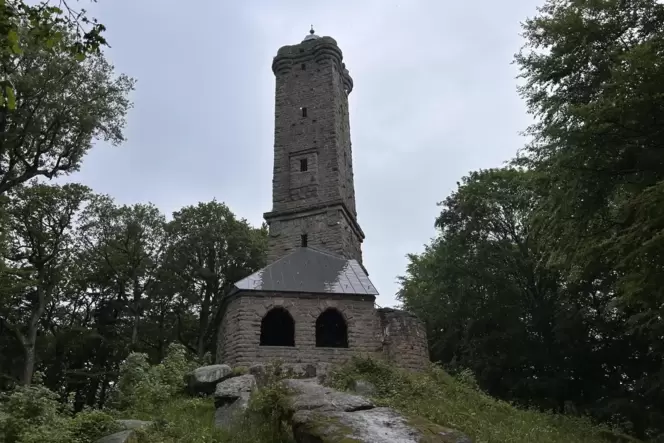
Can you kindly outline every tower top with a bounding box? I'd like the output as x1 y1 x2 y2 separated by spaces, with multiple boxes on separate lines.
303 25 320 42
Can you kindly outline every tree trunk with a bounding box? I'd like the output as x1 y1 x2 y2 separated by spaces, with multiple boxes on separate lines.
22 340 36 385
131 277 141 348
197 284 213 359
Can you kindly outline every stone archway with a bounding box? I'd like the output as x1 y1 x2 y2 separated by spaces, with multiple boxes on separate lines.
260 307 295 346
315 308 348 348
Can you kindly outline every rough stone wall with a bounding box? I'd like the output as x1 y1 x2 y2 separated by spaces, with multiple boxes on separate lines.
265 208 362 263
265 35 363 263
217 292 382 367
377 308 430 371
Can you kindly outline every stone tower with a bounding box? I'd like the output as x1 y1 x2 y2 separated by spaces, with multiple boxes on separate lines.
216 29 430 372
263 28 365 263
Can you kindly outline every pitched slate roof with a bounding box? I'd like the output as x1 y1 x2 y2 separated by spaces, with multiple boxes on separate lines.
233 247 379 296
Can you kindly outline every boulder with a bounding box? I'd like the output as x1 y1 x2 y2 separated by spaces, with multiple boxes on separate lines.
285 378 373 412
285 377 472 443
185 364 232 395
214 374 257 428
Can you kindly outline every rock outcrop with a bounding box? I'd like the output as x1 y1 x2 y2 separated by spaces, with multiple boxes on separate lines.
213 374 257 428
185 364 232 395
193 362 471 442
285 378 472 443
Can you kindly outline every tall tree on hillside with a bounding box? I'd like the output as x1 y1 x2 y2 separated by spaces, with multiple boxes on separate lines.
163 201 267 359
0 181 90 385
398 169 562 401
398 168 662 437
515 0 664 436
0 13 134 195
77 196 166 349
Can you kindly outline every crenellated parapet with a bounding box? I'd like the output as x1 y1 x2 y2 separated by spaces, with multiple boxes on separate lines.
272 36 353 94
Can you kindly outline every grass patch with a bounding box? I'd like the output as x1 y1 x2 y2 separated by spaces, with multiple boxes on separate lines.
126 394 295 443
328 356 639 443
125 360 295 443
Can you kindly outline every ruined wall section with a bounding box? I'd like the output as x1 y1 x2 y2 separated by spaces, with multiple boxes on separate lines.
217 291 381 367
377 308 430 371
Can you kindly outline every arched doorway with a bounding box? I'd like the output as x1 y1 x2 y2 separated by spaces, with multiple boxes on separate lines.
260 307 295 346
315 308 348 348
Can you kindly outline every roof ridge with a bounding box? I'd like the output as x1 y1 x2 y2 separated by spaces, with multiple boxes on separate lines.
304 245 347 260
232 247 378 296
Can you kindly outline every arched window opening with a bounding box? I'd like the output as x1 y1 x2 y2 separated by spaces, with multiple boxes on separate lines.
315 308 348 348
260 307 295 347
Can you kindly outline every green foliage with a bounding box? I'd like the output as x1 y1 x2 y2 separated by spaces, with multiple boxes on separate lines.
1 0 109 111
0 380 118 443
0 14 134 195
128 360 294 443
399 166 664 439
68 410 121 443
112 343 195 413
246 362 293 436
160 200 267 359
329 357 631 443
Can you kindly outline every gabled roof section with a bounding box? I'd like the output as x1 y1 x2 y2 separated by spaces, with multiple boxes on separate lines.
234 247 379 296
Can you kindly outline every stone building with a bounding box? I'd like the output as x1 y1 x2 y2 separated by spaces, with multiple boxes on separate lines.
216 29 429 371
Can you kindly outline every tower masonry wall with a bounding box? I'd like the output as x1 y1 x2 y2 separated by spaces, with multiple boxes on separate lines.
265 207 362 263
217 292 431 371
266 35 363 264
217 292 381 367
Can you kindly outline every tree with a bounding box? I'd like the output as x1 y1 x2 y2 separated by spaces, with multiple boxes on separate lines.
163 200 267 359
78 197 166 349
0 181 90 385
1 0 109 109
398 168 664 438
399 169 562 401
0 15 134 195
515 1 664 436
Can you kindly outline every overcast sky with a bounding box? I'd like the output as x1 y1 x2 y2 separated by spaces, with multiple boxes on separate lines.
66 0 540 307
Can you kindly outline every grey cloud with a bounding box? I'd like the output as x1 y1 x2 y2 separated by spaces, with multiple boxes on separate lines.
62 0 540 307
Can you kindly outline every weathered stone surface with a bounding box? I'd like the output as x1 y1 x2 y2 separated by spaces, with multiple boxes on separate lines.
185 364 232 395
293 408 472 443
285 378 373 413
214 374 256 403
266 35 362 264
378 308 430 372
218 293 382 368
95 430 136 443
116 419 151 430
213 374 256 429
214 393 251 428
285 378 472 443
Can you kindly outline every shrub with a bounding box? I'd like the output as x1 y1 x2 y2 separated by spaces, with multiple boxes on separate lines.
0 380 118 443
111 343 196 413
